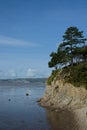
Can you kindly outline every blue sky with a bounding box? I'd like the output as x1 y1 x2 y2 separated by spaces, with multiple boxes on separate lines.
0 0 87 79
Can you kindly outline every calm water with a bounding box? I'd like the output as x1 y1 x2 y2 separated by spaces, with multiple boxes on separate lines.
0 79 51 130
0 79 79 130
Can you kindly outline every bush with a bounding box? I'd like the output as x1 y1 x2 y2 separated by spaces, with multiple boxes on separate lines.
47 69 59 85
63 62 87 89
47 62 87 89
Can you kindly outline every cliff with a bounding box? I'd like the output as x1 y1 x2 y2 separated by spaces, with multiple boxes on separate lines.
39 79 87 110
39 63 87 110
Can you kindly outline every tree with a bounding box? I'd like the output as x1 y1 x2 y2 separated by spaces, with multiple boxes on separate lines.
48 26 87 69
59 27 86 65
48 52 58 69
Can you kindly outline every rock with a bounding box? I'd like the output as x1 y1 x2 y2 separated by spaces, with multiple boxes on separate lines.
40 79 87 110
26 93 29 96
37 98 42 102
8 99 11 101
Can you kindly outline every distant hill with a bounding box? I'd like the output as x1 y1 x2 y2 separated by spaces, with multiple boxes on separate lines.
0 78 47 86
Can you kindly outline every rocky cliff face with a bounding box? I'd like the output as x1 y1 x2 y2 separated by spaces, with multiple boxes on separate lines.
40 79 87 110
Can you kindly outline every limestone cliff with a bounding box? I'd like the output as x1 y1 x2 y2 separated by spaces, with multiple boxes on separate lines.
39 79 87 110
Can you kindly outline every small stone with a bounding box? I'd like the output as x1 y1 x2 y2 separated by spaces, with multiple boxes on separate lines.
26 93 29 96
8 99 11 101
37 98 42 102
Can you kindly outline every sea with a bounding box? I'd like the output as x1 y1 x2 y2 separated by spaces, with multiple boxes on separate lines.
0 78 78 130
0 78 51 130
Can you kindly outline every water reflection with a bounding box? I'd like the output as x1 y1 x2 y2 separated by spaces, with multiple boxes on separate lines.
46 109 79 130
0 84 51 130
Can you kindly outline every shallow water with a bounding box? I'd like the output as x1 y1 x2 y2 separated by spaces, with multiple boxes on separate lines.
0 80 51 130
46 109 79 130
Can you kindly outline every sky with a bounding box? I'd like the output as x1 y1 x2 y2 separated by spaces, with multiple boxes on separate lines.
0 0 87 79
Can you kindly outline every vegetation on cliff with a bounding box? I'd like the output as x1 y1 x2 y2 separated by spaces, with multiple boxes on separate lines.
47 62 87 88
47 27 87 89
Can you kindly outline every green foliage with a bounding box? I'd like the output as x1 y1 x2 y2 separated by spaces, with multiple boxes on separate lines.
47 26 87 88
47 62 87 89
46 70 59 85
63 63 87 89
48 52 59 69
48 26 87 69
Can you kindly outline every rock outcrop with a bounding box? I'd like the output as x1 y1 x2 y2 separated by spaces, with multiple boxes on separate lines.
39 79 87 110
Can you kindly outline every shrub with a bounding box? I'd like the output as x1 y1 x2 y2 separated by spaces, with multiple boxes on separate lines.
47 62 87 89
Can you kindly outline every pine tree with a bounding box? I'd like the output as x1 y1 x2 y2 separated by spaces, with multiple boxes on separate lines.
58 27 86 65
48 26 87 69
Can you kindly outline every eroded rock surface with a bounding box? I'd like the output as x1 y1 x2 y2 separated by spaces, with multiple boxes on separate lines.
40 80 87 110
